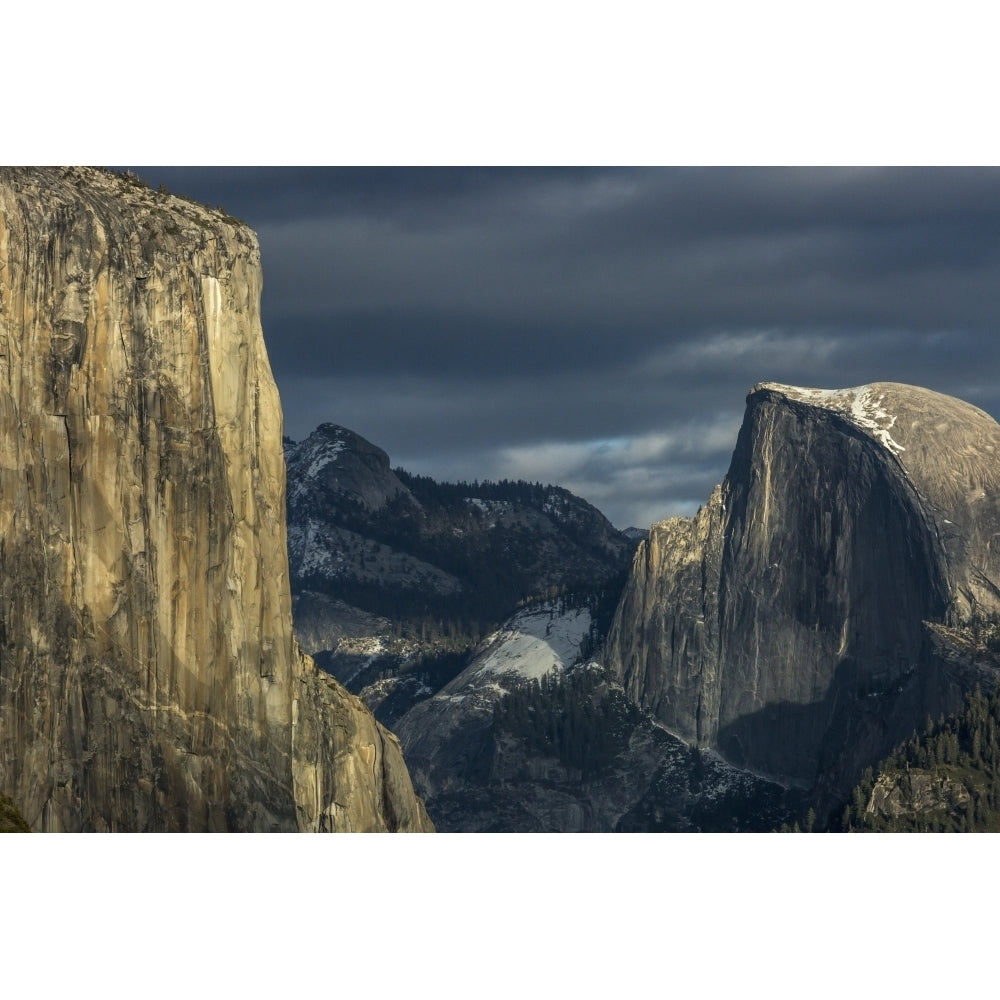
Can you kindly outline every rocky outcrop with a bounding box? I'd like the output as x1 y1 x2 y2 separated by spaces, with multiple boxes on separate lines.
0 167 432 831
286 423 416 514
606 382 1000 805
865 771 971 824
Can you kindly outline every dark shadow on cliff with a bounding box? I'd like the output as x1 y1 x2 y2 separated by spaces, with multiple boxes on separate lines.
715 642 976 822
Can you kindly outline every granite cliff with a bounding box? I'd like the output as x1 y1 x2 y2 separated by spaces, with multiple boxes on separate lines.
606 382 1000 807
0 167 432 831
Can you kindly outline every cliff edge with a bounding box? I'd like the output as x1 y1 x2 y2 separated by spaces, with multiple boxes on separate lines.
0 167 432 830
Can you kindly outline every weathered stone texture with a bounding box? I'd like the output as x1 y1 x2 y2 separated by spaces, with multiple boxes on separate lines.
0 167 431 831
606 382 1000 799
865 771 971 823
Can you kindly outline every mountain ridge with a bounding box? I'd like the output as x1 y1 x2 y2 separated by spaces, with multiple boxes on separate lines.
284 422 636 721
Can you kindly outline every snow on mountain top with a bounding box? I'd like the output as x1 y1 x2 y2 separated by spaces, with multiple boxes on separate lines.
304 438 346 478
287 432 348 502
449 603 592 692
756 382 906 457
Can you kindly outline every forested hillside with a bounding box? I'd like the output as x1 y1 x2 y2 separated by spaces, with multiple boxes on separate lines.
285 424 637 721
838 683 1000 832
304 471 631 631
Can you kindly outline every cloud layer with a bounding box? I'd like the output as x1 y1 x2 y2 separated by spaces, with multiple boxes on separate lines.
127 167 1000 528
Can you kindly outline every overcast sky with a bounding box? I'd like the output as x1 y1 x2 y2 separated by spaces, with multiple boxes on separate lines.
122 166 1000 530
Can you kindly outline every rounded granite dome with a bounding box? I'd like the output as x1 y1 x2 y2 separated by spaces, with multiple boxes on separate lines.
752 381 1000 518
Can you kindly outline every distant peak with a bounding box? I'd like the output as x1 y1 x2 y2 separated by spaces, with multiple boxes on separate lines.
305 423 382 454
308 423 386 452
622 527 649 541
314 422 350 438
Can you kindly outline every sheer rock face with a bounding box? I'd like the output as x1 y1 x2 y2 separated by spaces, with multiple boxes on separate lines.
606 382 1000 796
0 167 432 831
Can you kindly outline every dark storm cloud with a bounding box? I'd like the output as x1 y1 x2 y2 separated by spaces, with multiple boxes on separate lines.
124 166 603 226
122 166 1000 528
251 166 1000 376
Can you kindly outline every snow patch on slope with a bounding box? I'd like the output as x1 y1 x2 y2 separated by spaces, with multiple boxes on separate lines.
850 388 906 456
287 519 346 578
459 603 592 687
542 491 571 519
288 433 347 502
464 497 511 527
305 439 345 478
760 383 906 457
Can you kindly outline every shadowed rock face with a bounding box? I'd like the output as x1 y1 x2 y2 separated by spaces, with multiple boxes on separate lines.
606 382 1000 800
0 167 432 831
